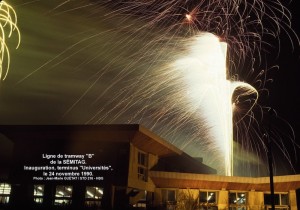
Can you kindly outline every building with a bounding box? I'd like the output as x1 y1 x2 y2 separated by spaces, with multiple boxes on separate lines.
0 124 299 210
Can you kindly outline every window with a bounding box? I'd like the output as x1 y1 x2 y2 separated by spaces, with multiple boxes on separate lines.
162 189 176 203
138 167 147 181
0 183 11 204
264 193 289 208
85 186 103 207
133 191 147 208
33 185 44 204
229 192 247 210
162 189 176 210
137 151 148 181
199 191 217 210
280 194 288 205
54 186 72 205
138 152 147 166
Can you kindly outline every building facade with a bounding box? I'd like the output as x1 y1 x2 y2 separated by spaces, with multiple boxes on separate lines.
0 125 299 210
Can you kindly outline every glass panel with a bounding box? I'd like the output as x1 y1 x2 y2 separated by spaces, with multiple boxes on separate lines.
85 187 103 199
133 202 146 207
199 192 208 203
138 166 147 181
167 190 176 202
34 197 43 203
280 194 288 205
54 186 72 206
207 192 216 204
229 193 237 204
0 196 10 204
237 193 246 204
85 200 101 207
84 187 103 208
55 186 72 198
162 190 176 202
264 194 270 205
138 152 147 166
0 183 11 204
274 194 280 205
0 183 11 195
200 191 217 206
34 185 44 196
264 194 280 205
229 192 246 210
54 199 72 205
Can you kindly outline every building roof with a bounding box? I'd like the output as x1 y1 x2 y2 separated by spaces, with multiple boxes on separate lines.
0 124 182 157
151 153 217 174
149 171 300 191
0 124 217 178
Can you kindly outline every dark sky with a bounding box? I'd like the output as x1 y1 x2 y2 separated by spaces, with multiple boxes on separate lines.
0 0 299 176
268 1 300 174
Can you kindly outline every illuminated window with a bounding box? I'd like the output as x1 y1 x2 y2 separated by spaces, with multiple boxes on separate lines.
199 191 217 210
85 186 103 207
229 192 247 210
0 183 11 204
132 190 147 208
264 193 289 208
137 151 148 181
33 185 44 204
54 186 72 205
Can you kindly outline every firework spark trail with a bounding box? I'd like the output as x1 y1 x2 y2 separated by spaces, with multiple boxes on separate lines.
172 33 259 175
0 0 21 80
14 0 299 175
90 0 296 175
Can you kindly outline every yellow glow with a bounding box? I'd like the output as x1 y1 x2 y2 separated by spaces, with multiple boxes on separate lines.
86 190 94 197
173 33 258 175
0 1 21 80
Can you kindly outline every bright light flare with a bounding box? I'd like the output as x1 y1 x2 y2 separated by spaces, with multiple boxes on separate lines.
174 33 258 176
185 14 192 22
0 0 21 81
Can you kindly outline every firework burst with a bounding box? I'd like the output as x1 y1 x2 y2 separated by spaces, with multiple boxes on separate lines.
14 0 299 175
0 0 20 80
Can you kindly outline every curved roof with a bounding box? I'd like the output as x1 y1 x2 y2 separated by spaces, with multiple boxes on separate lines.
149 171 300 191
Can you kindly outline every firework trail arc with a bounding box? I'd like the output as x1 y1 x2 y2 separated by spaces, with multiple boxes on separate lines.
14 0 299 175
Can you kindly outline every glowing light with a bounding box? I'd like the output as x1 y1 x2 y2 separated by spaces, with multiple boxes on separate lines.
18 1 298 175
174 33 258 176
0 0 21 80
98 189 103 194
86 191 94 197
207 192 215 201
185 14 192 22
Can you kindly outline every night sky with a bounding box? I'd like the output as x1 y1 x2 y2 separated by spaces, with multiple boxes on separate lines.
268 1 300 174
0 0 299 176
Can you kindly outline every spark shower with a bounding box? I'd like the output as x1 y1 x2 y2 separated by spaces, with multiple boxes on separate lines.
175 34 258 175
0 0 20 81
3 0 299 175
